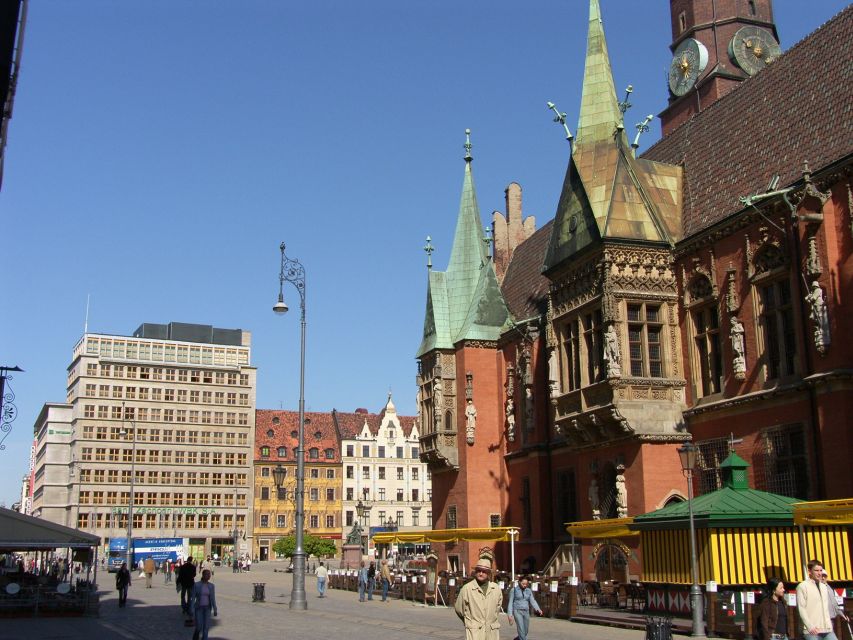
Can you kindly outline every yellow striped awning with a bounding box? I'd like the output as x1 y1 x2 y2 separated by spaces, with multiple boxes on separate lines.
371 527 519 544
793 499 853 526
641 526 851 585
566 518 638 539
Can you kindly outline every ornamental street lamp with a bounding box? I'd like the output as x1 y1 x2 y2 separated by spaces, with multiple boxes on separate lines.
678 442 706 639
0 365 23 452
274 242 308 611
119 404 137 570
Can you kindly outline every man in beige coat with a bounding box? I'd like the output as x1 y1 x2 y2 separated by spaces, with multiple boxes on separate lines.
454 556 502 640
796 559 838 640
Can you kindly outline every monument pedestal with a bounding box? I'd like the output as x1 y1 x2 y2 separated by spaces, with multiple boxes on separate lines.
341 544 362 570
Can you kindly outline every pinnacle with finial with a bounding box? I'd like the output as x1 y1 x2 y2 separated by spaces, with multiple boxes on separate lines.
483 226 493 259
424 236 435 270
464 128 472 162
546 101 573 142
618 85 633 115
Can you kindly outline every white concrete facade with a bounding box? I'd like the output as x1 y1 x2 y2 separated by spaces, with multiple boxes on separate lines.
31 325 257 560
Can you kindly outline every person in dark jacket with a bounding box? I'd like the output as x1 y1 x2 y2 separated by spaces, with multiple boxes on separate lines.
177 556 197 614
756 577 789 640
115 562 131 608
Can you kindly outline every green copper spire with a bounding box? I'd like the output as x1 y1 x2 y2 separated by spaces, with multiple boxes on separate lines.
417 130 511 357
575 0 624 145
543 0 682 273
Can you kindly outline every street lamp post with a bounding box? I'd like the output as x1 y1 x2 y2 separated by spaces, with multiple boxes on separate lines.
119 404 137 570
678 442 706 639
273 242 308 610
230 485 243 566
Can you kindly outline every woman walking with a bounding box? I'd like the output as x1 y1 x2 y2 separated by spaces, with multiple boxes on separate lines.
756 577 789 640
191 569 218 640
115 562 131 608
507 576 543 640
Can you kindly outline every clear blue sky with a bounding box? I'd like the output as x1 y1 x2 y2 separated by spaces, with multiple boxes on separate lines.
1 1 847 505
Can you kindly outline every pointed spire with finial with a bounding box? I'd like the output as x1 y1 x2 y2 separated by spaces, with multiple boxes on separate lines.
576 0 624 145
464 128 473 163
424 236 435 270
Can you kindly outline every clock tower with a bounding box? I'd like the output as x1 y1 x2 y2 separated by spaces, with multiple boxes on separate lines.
660 0 780 135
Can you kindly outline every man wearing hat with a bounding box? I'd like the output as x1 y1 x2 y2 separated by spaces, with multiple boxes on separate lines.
454 553 503 640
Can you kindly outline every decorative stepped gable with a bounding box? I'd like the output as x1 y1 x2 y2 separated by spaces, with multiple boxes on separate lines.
543 0 682 274
417 136 512 358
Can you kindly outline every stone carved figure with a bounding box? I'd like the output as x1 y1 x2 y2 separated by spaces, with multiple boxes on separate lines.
603 324 621 377
588 477 600 519
548 348 559 399
730 316 747 379
806 281 831 353
524 387 534 431
615 470 628 518
465 400 477 445
505 397 516 442
433 378 443 429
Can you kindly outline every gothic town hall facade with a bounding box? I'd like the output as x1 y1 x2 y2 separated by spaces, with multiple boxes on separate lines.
415 0 853 579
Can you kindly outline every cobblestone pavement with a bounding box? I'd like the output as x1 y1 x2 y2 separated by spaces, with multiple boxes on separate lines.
0 563 643 640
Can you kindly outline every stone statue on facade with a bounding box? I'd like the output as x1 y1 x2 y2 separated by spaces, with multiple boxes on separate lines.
588 476 600 519
603 324 621 377
465 400 477 445
730 316 747 379
615 469 628 518
548 348 560 399
524 387 534 431
805 281 831 354
433 377 443 429
505 397 516 442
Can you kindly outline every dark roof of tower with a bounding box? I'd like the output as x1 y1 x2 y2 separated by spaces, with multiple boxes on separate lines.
501 220 553 322
642 5 853 239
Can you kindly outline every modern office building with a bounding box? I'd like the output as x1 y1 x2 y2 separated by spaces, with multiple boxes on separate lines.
32 322 257 560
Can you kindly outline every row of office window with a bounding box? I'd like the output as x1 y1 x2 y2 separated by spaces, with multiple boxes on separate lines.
79 491 248 507
82 405 250 426
83 338 249 367
82 361 250 385
77 512 246 531
78 469 249 485
79 425 248 445
79 447 248 466
81 384 250 406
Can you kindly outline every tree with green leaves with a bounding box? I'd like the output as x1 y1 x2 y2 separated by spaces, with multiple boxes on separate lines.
272 533 337 559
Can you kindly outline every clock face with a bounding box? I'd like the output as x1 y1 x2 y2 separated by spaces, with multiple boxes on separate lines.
668 38 709 97
729 26 781 75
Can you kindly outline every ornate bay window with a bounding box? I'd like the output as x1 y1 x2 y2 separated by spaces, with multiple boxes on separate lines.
627 303 664 378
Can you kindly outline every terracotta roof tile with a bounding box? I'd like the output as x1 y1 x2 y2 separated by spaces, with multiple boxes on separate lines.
642 6 853 238
501 220 553 321
255 409 340 463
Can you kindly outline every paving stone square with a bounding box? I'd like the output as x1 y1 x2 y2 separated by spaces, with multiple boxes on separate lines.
0 563 643 640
